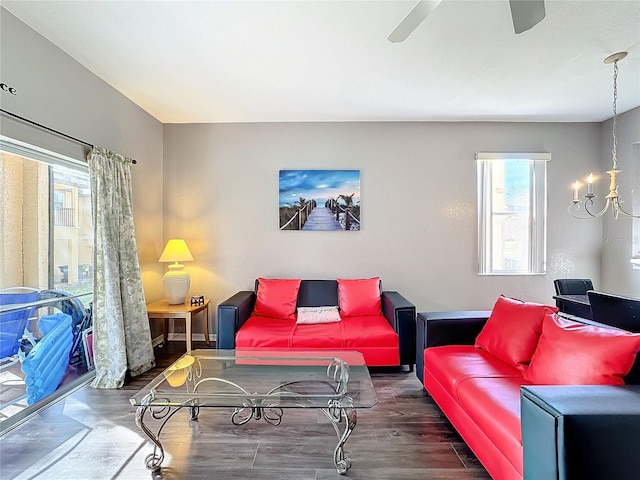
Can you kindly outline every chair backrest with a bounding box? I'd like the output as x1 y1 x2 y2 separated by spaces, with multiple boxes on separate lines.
553 278 594 295
584 291 640 385
0 288 40 359
588 291 640 333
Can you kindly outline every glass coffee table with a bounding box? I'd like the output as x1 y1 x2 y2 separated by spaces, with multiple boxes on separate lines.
130 349 377 476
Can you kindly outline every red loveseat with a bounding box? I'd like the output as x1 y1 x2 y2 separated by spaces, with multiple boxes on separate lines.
216 278 416 369
416 295 640 480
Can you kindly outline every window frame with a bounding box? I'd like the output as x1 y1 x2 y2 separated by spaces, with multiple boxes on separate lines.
476 152 550 276
0 135 92 290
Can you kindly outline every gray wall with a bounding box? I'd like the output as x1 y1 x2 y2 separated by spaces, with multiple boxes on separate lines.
0 8 165 301
3 7 638 339
600 107 640 297
163 121 607 322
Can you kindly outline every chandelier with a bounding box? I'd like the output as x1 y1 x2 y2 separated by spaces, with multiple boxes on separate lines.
568 51 639 219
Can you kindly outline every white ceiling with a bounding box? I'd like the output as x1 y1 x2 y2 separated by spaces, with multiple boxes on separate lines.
2 0 640 124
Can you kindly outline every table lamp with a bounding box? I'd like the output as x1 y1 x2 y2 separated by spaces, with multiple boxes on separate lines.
159 239 194 304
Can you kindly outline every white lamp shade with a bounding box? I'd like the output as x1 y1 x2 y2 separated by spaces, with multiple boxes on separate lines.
159 239 194 304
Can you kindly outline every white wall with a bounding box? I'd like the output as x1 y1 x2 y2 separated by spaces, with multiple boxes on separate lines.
164 121 605 331
0 8 165 301
600 107 640 297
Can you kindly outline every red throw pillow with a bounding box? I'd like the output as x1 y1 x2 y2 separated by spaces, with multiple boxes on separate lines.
475 295 557 371
524 312 640 385
252 278 301 320
337 277 382 316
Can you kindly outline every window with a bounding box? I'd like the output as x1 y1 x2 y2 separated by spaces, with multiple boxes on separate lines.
477 152 549 275
0 136 93 298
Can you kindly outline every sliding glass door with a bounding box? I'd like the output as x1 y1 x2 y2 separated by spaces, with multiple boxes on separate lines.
0 137 94 432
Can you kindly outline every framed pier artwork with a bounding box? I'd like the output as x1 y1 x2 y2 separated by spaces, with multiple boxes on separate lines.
279 170 361 231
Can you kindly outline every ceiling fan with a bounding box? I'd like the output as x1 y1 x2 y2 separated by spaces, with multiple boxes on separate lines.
388 0 546 43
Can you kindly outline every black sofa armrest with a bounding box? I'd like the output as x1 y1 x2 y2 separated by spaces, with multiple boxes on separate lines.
415 310 491 384
521 385 640 480
381 291 416 370
216 291 255 349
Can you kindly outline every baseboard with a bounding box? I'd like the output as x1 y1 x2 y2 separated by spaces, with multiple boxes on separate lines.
164 333 217 343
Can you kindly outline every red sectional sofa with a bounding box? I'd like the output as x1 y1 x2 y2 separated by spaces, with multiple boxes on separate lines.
217 278 416 369
416 295 640 480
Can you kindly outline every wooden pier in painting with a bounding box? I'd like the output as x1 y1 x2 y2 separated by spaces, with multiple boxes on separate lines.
280 198 360 231
301 207 342 231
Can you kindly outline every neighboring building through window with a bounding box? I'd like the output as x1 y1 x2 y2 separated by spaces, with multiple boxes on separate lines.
0 137 93 297
476 152 549 275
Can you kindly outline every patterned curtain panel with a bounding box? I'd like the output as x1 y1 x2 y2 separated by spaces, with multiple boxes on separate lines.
88 147 155 388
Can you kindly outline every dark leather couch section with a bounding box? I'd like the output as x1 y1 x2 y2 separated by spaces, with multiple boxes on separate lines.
415 311 491 384
216 290 255 349
522 385 640 480
296 279 340 307
383 292 417 368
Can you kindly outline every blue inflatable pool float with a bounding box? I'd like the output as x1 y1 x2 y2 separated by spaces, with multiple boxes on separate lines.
21 313 73 405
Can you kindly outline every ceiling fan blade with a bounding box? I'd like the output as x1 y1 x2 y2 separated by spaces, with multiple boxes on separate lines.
509 0 546 34
388 0 443 43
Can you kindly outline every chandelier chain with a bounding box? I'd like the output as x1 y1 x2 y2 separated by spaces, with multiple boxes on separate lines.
611 60 618 170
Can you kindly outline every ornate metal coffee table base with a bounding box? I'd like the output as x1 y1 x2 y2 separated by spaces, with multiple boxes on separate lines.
323 397 356 474
135 396 357 476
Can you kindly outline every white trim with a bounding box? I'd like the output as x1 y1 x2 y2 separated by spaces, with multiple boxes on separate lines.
0 135 87 170
475 152 551 161
478 272 548 276
477 155 548 275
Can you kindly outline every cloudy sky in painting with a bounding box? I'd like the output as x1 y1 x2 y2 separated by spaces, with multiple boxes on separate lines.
279 170 360 207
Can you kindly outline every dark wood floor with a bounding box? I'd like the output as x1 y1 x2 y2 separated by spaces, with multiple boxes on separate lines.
0 342 490 480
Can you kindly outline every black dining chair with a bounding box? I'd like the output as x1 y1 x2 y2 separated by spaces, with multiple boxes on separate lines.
553 279 594 296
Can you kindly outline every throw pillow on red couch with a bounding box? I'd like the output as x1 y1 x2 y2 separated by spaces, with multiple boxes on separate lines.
252 278 301 320
337 277 382 316
475 295 557 371
524 312 640 385
296 306 341 324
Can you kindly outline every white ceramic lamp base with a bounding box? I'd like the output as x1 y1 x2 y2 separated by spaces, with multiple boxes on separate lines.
163 264 191 304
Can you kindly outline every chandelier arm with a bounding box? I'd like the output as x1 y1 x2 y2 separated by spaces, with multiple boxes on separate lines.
568 205 590 219
583 198 611 218
612 198 640 218
568 198 611 219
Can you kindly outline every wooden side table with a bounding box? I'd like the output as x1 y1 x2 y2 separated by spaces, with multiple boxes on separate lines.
146 298 210 352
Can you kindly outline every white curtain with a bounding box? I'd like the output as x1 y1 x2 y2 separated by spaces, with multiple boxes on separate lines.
88 147 155 388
